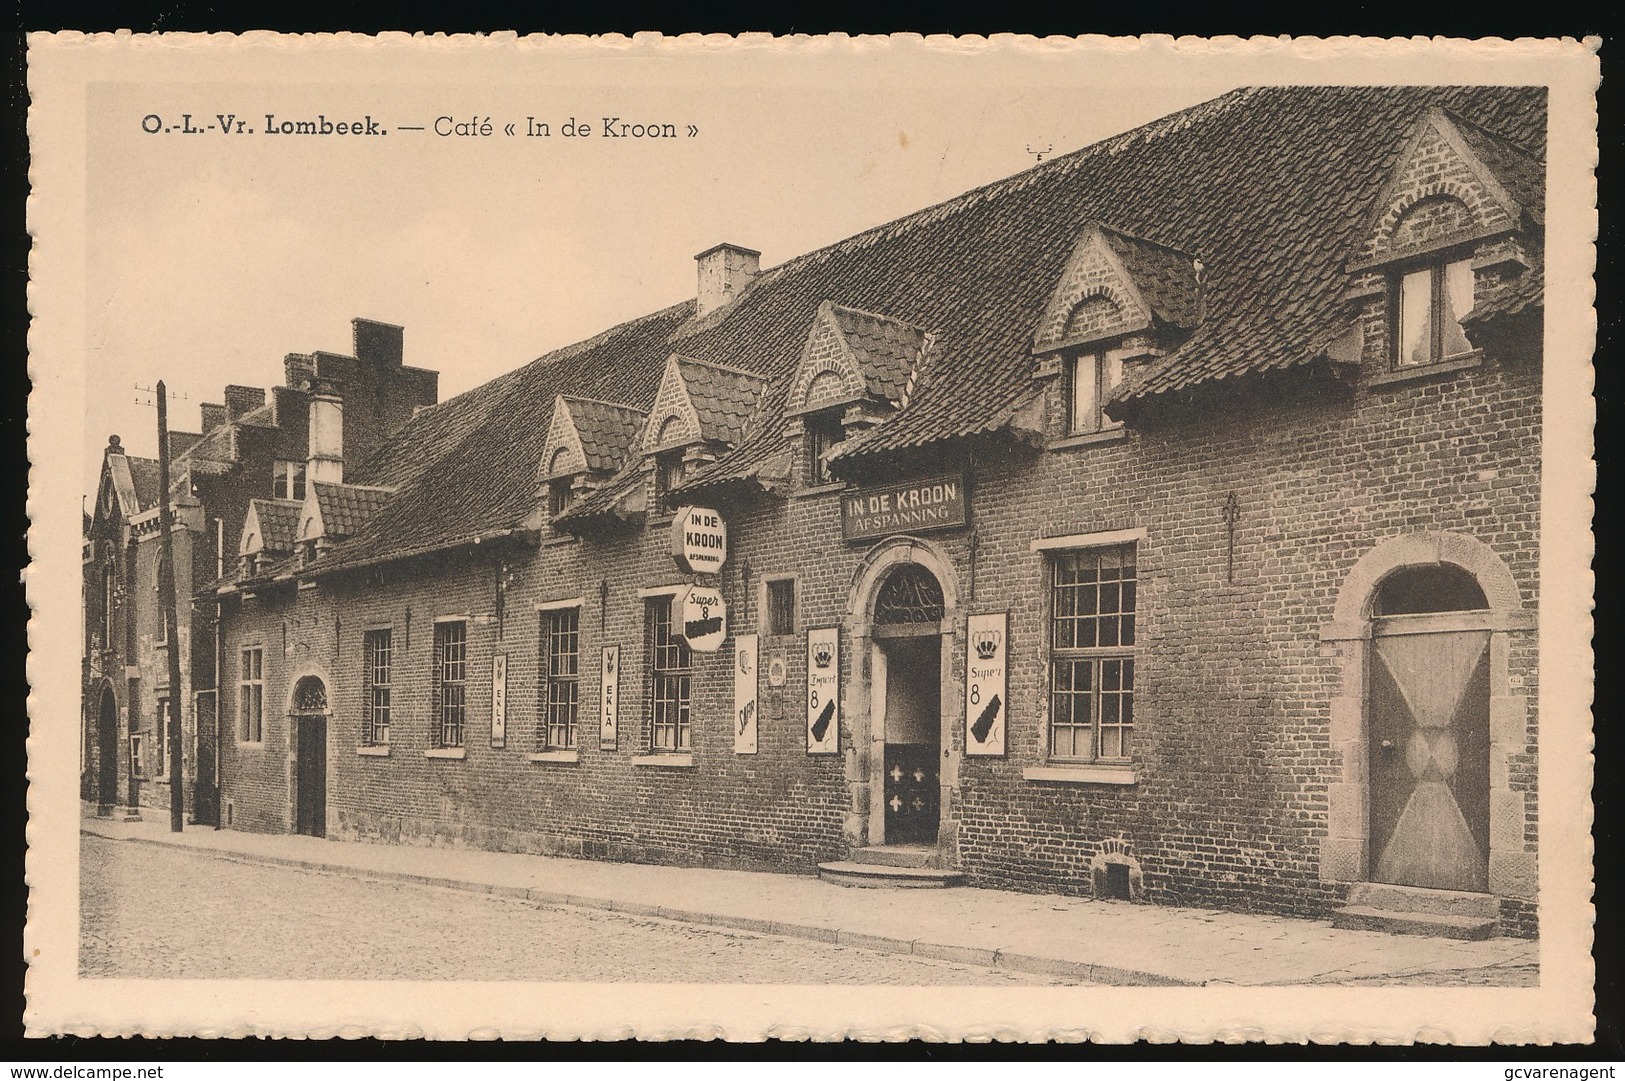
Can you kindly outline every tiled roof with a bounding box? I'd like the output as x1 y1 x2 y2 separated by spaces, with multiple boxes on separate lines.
249 498 303 553
1099 226 1202 329
566 396 647 473
676 356 768 447
1448 109 1546 222
307 85 1543 573
828 304 926 402
1465 262 1545 327
125 457 164 512
553 465 648 527
311 482 394 539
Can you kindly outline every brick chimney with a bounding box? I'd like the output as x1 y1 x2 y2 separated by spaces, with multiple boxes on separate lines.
200 403 227 433
353 318 404 368
224 385 266 421
307 385 344 484
694 243 760 317
284 353 316 390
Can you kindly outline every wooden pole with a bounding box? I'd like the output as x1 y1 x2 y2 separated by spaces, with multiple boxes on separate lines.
155 382 186 832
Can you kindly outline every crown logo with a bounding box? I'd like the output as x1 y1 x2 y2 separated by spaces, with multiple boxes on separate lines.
813 642 833 669
973 628 1002 660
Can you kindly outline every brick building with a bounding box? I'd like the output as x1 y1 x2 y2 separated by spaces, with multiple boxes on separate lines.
82 320 438 823
202 86 1546 936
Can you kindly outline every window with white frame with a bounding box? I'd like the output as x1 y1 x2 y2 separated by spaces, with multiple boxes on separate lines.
433 620 468 748
239 647 264 743
1063 351 1125 435
154 696 171 777
1393 256 1475 368
646 595 691 751
362 629 392 746
154 550 173 646
1048 545 1137 760
540 607 581 749
274 460 307 501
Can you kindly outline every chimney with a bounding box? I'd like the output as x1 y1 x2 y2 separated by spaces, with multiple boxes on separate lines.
284 353 316 390
200 403 227 433
353 318 404 368
694 243 760 317
307 387 344 484
224 385 266 421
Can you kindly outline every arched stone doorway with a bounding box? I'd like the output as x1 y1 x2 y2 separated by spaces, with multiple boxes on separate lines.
289 674 329 838
845 537 961 854
1320 532 1535 901
95 682 119 817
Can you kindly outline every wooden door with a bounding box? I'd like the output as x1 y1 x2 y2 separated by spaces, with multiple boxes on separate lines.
294 715 327 837
97 688 120 810
1369 624 1491 891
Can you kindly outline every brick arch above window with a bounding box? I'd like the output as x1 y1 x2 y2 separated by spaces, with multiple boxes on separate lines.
1062 290 1127 343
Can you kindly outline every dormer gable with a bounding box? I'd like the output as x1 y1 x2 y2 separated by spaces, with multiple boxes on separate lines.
1361 108 1538 266
1032 221 1202 356
240 499 302 558
295 481 395 562
786 301 929 416
537 394 647 485
637 353 767 455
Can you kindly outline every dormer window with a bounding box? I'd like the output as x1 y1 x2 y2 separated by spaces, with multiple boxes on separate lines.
548 478 572 518
1064 351 1125 436
804 409 846 485
654 450 686 511
1394 256 1475 368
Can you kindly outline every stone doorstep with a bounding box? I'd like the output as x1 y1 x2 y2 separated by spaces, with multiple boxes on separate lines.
83 825 1193 985
1329 905 1497 941
844 844 938 869
1345 881 1501 919
815 861 965 888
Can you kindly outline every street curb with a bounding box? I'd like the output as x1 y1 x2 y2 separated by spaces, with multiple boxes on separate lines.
83 826 1199 986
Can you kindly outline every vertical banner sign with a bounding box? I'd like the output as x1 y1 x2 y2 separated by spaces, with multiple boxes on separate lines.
965 612 1008 756
806 626 840 755
490 653 508 748
734 632 759 754
599 645 620 750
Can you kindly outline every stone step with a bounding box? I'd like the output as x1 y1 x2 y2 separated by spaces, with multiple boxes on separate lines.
817 861 964 889
845 844 937 869
1346 882 1501 919
1330 904 1497 940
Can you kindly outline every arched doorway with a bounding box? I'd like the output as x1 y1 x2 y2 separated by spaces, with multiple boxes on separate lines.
290 675 329 837
1319 531 1535 903
872 563 947 845
1368 565 1491 891
96 683 119 816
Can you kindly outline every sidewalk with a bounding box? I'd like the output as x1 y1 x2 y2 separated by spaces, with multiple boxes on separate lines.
80 810 1537 986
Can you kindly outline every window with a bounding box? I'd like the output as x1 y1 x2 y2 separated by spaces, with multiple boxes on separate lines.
433 621 468 748
238 647 264 743
804 411 846 485
540 608 581 749
362 629 392 745
1048 546 1137 760
154 697 171 777
548 478 572 518
100 560 116 652
274 460 307 501
1394 258 1475 367
1064 351 1124 435
647 596 691 751
154 551 173 646
766 578 796 637
654 451 686 512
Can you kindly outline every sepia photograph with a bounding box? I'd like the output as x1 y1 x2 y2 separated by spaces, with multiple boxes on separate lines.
25 33 1598 1042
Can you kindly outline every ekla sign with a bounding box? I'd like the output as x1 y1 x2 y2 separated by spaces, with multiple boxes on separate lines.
671 506 728 574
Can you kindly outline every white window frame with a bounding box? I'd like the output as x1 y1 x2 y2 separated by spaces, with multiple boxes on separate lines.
238 645 264 745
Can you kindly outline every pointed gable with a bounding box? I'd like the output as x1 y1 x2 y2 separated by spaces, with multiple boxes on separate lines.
1032 222 1200 354
298 482 395 544
786 301 927 415
639 354 766 453
539 394 647 483
240 499 302 557
1362 108 1535 264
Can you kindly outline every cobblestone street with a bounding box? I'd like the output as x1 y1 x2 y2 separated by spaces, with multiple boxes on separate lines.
80 836 1071 984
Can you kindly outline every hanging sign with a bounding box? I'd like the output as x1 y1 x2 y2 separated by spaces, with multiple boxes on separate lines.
964 612 1008 756
734 632 759 754
671 506 728 574
806 626 840 755
841 473 969 543
679 584 728 652
490 653 508 748
599 645 620 750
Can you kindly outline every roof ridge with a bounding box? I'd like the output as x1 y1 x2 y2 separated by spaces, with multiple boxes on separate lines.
672 352 770 382
1439 106 1545 163
826 301 929 333
562 393 648 413
1091 219 1198 258
313 480 398 495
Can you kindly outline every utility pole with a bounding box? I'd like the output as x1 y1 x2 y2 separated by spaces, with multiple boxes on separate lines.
155 381 186 833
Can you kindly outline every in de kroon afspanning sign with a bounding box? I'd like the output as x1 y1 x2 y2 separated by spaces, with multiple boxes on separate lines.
840 473 969 543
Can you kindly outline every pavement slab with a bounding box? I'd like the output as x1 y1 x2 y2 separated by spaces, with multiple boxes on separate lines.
79 808 1537 986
